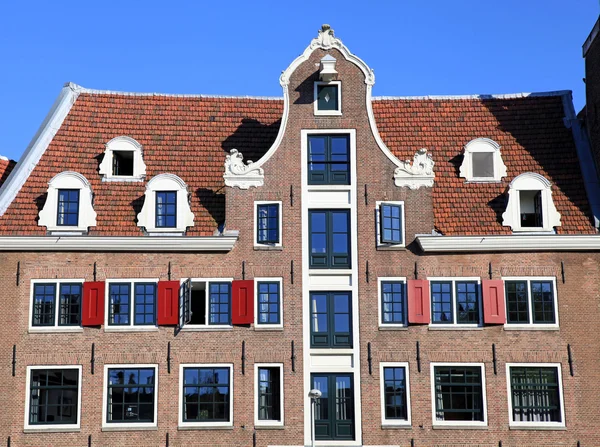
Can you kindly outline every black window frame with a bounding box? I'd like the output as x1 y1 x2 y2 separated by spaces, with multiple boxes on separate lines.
108 281 157 327
257 281 281 325
508 365 563 424
106 367 156 424
382 366 409 422
155 190 177 228
380 280 406 325
208 282 231 325
257 366 282 422
309 209 351 269
316 82 340 112
433 365 485 423
133 283 157 326
430 280 481 325
310 291 352 348
379 203 403 245
58 283 83 326
182 366 231 423
56 189 80 227
307 134 350 185
505 279 556 325
312 373 355 441
32 282 83 328
28 368 80 426
256 203 280 245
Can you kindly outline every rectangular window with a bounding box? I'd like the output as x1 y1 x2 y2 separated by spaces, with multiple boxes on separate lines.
309 209 350 269
380 280 406 326
431 364 487 426
430 279 481 326
155 191 177 228
256 365 283 425
112 151 134 176
107 281 157 328
507 364 564 427
57 189 79 226
104 366 157 426
504 278 557 326
379 203 403 245
26 367 81 428
182 280 233 327
380 363 411 426
310 292 352 348
257 281 281 325
180 364 232 427
316 83 339 112
31 281 83 330
256 203 280 245
312 373 355 440
308 135 350 185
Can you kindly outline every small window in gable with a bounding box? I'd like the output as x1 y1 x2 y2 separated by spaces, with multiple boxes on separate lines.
459 138 507 182
314 81 341 115
502 172 561 233
99 136 146 181
376 201 405 249
137 174 194 235
38 171 97 234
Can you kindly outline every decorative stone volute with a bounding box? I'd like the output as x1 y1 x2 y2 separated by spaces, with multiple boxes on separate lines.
223 149 265 189
394 149 435 189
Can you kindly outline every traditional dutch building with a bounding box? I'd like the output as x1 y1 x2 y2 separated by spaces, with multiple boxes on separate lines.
1 24 600 446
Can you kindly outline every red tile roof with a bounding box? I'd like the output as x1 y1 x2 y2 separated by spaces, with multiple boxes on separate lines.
0 92 594 236
0 158 15 188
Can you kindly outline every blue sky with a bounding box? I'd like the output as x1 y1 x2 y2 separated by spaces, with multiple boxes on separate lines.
0 1 598 161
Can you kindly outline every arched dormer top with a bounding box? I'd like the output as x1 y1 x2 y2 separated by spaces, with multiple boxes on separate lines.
460 138 507 182
98 136 146 181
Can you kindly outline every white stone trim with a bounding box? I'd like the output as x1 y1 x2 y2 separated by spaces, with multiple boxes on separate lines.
137 173 194 234
375 201 406 248
99 136 146 181
459 138 507 182
417 234 600 252
254 363 284 427
377 277 407 328
429 362 488 428
104 279 159 331
102 363 158 430
379 362 411 427
502 172 561 232
254 277 283 329
501 277 559 329
24 365 83 432
29 279 85 333
505 363 566 429
393 149 435 189
38 171 97 234
254 201 283 248
314 81 342 116
427 277 482 328
178 363 234 428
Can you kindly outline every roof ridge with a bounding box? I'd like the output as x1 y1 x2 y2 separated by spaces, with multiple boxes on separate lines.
372 91 571 101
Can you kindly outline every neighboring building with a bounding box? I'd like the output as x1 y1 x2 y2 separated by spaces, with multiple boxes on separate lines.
1 24 600 446
583 17 600 173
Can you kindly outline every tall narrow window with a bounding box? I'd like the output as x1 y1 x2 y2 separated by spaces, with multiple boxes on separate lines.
57 189 79 226
505 278 557 326
182 366 231 424
432 364 486 425
59 283 82 326
257 203 280 245
257 366 282 423
109 283 131 326
310 292 352 348
28 368 80 426
134 283 157 325
32 283 56 326
309 210 350 269
209 282 231 325
155 191 177 228
105 367 156 424
382 366 409 422
308 135 350 185
257 281 280 325
380 203 403 245
380 281 406 325
519 190 543 228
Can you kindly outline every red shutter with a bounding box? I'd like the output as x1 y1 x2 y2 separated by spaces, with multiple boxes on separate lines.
82 281 105 326
482 279 506 324
231 280 254 325
408 279 430 324
157 281 180 325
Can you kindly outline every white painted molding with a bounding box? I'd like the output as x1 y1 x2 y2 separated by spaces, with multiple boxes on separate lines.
137 173 194 234
502 172 561 232
416 234 600 252
38 171 97 233
0 236 237 251
98 136 146 181
223 149 264 189
459 138 507 182
394 149 435 189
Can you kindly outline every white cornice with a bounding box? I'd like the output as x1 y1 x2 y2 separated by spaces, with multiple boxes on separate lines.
0 236 237 252
416 234 600 252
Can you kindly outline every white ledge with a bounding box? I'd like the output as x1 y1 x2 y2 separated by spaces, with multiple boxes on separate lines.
0 236 238 252
416 234 600 252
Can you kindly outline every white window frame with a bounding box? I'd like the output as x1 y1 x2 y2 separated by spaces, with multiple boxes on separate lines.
380 362 411 427
29 279 85 333
314 81 342 116
505 363 566 429
430 362 488 428
459 138 507 182
502 277 559 330
254 201 283 248
254 363 284 427
254 277 283 329
428 277 483 329
178 363 234 429
104 279 159 332
377 277 407 328
180 278 234 331
24 365 82 432
375 201 406 249
98 136 146 182
102 363 158 430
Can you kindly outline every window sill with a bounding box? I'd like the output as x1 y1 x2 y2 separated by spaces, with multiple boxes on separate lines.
180 326 233 332
254 326 284 331
381 423 411 429
28 327 84 334
254 245 283 251
102 425 157 432
503 325 559 331
376 244 406 251
102 176 145 183
509 424 566 431
254 424 285 430
24 427 81 433
178 425 234 430
432 424 488 430
465 179 502 183
104 326 159 332
378 326 408 331
428 326 483 331
314 110 343 116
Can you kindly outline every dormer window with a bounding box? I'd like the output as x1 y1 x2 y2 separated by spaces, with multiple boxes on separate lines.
38 171 97 234
155 191 177 228
99 136 146 181
459 138 507 182
502 172 561 233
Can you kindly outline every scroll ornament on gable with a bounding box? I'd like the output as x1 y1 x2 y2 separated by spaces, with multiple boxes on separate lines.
223 149 265 189
394 149 435 189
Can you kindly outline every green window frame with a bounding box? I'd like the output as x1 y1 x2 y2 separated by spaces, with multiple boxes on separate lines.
308 135 350 185
309 210 350 269
310 292 352 348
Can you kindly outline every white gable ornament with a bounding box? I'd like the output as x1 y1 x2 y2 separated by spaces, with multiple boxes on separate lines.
223 149 265 189
394 149 435 189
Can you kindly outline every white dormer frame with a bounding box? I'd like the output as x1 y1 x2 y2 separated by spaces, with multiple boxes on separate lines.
314 81 342 116
98 136 146 181
137 173 194 235
459 138 507 182
502 172 561 233
38 171 97 234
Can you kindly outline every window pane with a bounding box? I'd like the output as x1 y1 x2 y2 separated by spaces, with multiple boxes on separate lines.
311 292 351 348
209 282 230 325
32 283 56 326
431 282 453 324
59 283 82 326
434 366 483 422
381 281 405 324
317 84 338 111
455 281 479 324
29 369 79 425
531 281 555 324
380 204 403 244
183 367 230 422
383 367 407 420
134 283 156 325
308 135 350 185
257 282 280 325
506 281 529 324
510 367 561 423
155 191 177 228
106 368 155 423
472 152 494 178
258 367 281 421
57 189 79 226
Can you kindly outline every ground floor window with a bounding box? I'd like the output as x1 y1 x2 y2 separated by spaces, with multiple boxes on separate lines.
312 373 354 440
105 365 156 425
256 364 283 425
380 363 411 425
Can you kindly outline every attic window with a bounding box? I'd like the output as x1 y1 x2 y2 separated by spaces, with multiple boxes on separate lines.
519 190 543 227
459 138 506 182
314 81 341 116
99 136 146 181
